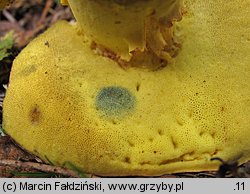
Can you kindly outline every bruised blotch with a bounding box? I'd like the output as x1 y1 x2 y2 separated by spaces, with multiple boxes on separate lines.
30 105 41 125
96 86 135 117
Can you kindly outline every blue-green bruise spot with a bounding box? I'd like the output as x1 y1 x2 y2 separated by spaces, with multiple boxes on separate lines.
96 86 135 117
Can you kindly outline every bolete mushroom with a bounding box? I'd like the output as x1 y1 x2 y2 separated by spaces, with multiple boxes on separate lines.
2 0 250 176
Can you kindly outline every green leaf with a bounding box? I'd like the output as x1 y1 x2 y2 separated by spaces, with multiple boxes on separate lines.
44 155 55 166
0 126 6 136
0 31 14 61
65 161 88 178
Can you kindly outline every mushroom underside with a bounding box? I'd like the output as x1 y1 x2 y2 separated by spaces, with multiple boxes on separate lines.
3 0 250 176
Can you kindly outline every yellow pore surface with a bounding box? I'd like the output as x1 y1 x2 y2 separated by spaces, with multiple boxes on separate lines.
3 0 250 176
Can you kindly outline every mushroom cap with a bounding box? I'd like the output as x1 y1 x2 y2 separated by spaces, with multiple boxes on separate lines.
3 0 250 176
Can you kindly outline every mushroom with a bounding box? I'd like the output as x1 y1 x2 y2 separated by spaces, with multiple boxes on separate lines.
2 0 250 176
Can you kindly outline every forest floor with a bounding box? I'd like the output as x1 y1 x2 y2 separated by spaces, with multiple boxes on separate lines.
0 0 249 178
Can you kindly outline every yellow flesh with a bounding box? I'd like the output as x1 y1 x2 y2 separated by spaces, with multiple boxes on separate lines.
3 0 250 176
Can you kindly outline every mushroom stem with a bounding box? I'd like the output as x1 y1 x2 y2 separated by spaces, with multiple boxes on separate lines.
67 0 183 69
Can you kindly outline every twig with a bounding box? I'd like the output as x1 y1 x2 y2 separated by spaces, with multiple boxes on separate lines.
0 91 4 107
38 0 53 26
0 159 80 177
2 10 17 23
16 0 54 48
